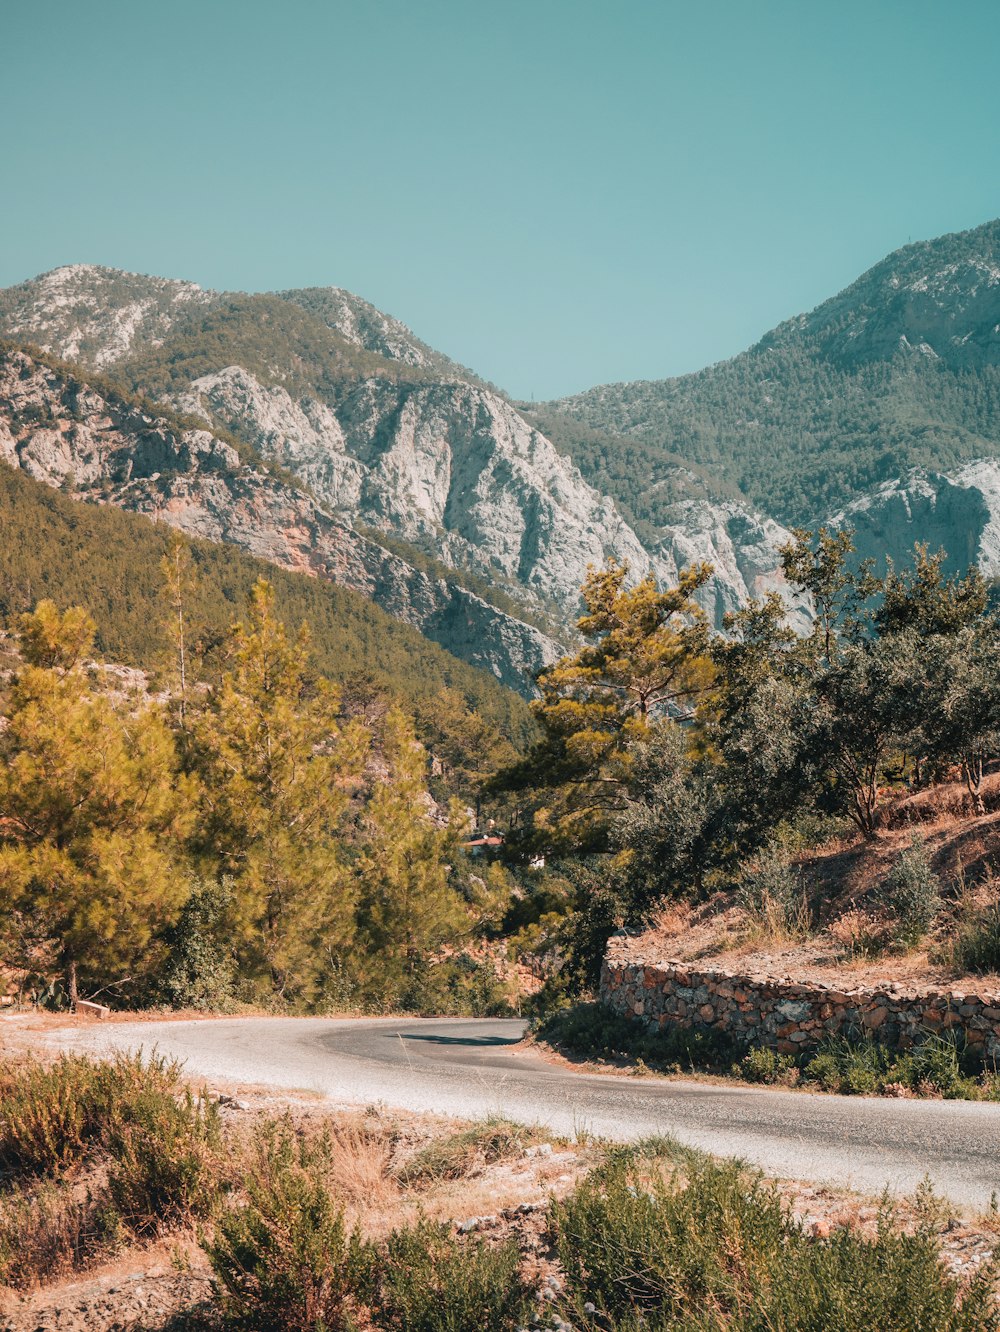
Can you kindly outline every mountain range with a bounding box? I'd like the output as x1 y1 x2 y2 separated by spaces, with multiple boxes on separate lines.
1 218 1000 696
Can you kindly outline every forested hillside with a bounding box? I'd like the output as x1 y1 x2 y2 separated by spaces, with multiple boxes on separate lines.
0 464 535 747
546 219 1000 524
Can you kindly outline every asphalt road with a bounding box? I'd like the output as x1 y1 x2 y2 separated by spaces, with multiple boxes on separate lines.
44 1015 1000 1208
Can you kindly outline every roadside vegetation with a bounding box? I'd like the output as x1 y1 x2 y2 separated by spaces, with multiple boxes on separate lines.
0 1053 996 1330
497 533 1000 1034
537 1003 1000 1101
0 542 535 1015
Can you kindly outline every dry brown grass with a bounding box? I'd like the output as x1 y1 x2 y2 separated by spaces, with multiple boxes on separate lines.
0 1180 115 1290
325 1118 399 1206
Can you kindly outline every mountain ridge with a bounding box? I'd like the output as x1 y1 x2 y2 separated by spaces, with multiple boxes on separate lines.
544 217 1000 525
4 219 1000 688
0 342 560 692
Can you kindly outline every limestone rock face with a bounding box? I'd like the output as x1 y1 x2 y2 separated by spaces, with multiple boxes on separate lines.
0 349 239 486
650 499 808 632
0 264 212 367
0 266 802 639
0 347 559 692
831 460 1000 576
180 366 676 625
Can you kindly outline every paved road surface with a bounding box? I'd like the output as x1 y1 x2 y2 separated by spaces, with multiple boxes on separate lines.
42 1015 1000 1208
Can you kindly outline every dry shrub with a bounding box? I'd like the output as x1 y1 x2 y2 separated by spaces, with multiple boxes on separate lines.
0 1183 120 1289
655 901 692 937
325 1120 397 1205
828 908 891 958
0 1054 225 1289
105 1090 223 1235
0 1051 185 1176
737 848 813 944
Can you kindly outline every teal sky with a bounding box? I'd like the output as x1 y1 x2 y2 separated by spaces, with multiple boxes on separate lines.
4 0 999 399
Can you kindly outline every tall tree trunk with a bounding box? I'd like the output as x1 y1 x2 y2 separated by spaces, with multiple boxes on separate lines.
67 959 79 1010
963 753 986 817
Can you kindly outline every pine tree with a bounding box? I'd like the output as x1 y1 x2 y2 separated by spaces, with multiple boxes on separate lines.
0 603 194 1004
193 580 367 1001
355 708 469 997
779 527 878 662
160 532 200 732
497 559 714 852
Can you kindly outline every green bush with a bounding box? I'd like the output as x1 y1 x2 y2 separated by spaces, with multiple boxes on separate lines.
876 838 942 948
736 1046 799 1086
551 1153 1000 1330
536 1001 738 1072
205 1121 532 1332
951 904 1000 974
398 955 515 1018
158 877 238 1011
370 1219 531 1332
803 1033 995 1100
737 846 810 937
205 1124 368 1332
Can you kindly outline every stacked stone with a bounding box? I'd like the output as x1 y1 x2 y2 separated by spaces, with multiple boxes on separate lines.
600 943 1000 1060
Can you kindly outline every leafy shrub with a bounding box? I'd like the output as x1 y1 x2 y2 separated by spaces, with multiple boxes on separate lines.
205 1123 368 1332
536 1001 738 1072
551 1153 1000 1330
205 1120 532 1332
951 904 1000 975
398 955 515 1018
876 838 942 948
370 1219 531 1332
737 846 810 939
736 1046 799 1086
158 877 238 1011
105 1089 222 1234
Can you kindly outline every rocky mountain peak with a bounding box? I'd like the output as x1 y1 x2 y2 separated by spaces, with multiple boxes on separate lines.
0 343 560 693
0 264 213 367
763 218 1000 368
278 286 444 371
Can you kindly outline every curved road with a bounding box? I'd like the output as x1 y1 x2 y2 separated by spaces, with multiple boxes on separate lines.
43 1015 1000 1208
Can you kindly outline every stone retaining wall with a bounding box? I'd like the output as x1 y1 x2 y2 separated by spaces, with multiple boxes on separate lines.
600 939 1000 1060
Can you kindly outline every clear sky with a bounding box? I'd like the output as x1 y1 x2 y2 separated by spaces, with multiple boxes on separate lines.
4 0 999 399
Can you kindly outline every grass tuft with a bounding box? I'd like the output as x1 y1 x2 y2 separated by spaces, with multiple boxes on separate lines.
396 1115 547 1187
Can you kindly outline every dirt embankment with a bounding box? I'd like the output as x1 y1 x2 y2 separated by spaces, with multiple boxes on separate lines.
626 775 1000 992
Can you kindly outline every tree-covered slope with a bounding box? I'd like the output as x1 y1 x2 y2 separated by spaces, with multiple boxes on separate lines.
544 219 1000 525
0 462 536 746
